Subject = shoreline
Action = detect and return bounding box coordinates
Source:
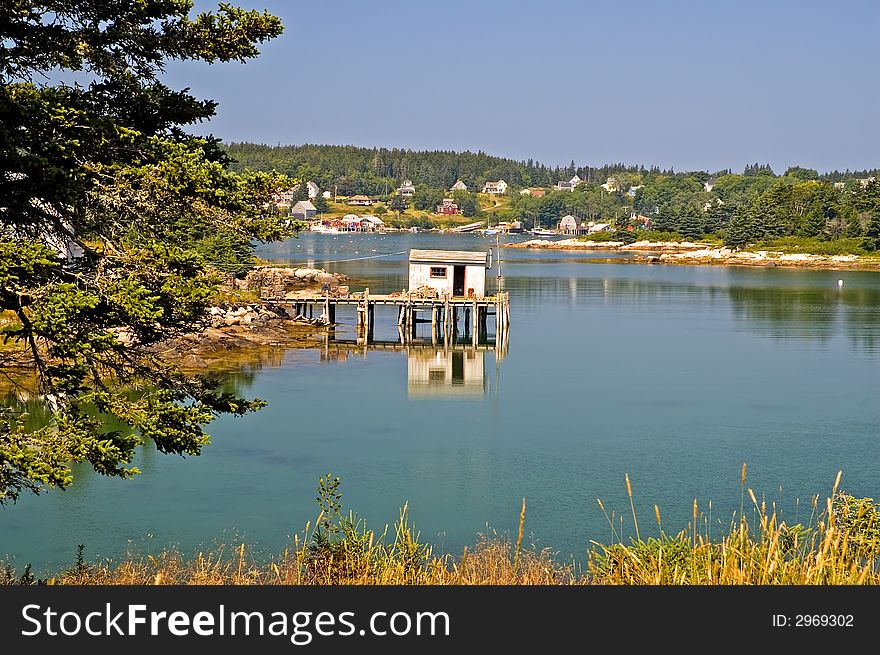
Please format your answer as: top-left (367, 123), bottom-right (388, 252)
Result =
top-left (504, 239), bottom-right (880, 271)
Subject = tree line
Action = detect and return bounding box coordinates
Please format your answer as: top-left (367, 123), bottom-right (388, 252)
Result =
top-left (226, 143), bottom-right (880, 250)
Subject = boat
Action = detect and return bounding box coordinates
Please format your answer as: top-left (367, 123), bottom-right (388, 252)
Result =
top-left (309, 224), bottom-right (341, 234)
top-left (528, 217), bottom-right (557, 237)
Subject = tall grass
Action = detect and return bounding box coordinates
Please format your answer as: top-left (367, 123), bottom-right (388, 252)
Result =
top-left (3, 470), bottom-right (877, 585)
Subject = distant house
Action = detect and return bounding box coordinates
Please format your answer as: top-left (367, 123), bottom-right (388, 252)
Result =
top-left (306, 181), bottom-right (320, 199)
top-left (702, 198), bottom-right (724, 212)
top-left (322, 190), bottom-right (332, 199)
top-left (408, 249), bottom-right (491, 297)
top-left (587, 222), bottom-right (611, 233)
top-left (291, 200), bottom-right (317, 220)
top-left (833, 181), bottom-right (846, 190)
top-left (347, 194), bottom-right (373, 206)
top-left (359, 215), bottom-right (386, 231)
top-left (397, 179), bottom-right (416, 197)
top-left (859, 176), bottom-right (877, 188)
top-left (704, 177), bottom-right (716, 193)
top-left (271, 187), bottom-right (295, 206)
top-left (558, 214), bottom-right (581, 234)
top-left (481, 179), bottom-right (508, 195)
top-left (451, 180), bottom-right (468, 191)
top-left (555, 175), bottom-right (582, 192)
top-left (630, 213), bottom-right (653, 229)
top-left (600, 177), bottom-right (618, 193)
top-left (436, 198), bottom-right (461, 215)
top-left (627, 185), bottom-right (643, 197)
top-left (520, 188), bottom-right (546, 198)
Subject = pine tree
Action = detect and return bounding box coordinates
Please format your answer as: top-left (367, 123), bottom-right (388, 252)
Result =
top-left (0, 2), bottom-right (286, 502)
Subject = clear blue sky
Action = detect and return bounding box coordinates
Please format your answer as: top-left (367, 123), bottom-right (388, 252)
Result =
top-left (165, 0), bottom-right (880, 174)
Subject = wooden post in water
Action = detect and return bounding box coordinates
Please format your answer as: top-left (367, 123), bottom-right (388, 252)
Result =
top-left (363, 287), bottom-right (370, 335)
top-left (472, 299), bottom-right (478, 346)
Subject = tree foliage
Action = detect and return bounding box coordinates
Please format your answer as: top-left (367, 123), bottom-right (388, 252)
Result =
top-left (0, 1), bottom-right (288, 502)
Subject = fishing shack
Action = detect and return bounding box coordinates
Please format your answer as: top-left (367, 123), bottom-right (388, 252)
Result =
top-left (408, 249), bottom-right (491, 297)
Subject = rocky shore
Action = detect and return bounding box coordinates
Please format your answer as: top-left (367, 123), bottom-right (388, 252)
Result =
top-left (646, 248), bottom-right (880, 270)
top-left (504, 239), bottom-right (880, 270)
top-left (506, 238), bottom-right (711, 251)
top-left (155, 265), bottom-right (349, 368)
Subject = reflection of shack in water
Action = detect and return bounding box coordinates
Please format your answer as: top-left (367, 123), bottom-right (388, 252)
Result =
top-left (407, 347), bottom-right (486, 397)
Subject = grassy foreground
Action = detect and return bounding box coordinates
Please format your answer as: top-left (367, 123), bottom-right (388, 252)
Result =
top-left (3, 470), bottom-right (878, 585)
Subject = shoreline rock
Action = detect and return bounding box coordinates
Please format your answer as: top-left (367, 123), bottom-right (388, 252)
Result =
top-left (504, 239), bottom-right (879, 270)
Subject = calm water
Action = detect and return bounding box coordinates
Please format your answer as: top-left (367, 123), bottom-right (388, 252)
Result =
top-left (2, 232), bottom-right (880, 572)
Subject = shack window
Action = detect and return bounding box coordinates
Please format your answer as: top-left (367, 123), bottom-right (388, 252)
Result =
top-left (430, 266), bottom-right (447, 278)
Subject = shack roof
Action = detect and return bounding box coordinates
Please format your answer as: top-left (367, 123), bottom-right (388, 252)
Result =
top-left (409, 249), bottom-right (488, 265)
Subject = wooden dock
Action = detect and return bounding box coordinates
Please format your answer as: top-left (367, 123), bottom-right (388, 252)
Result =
top-left (263, 288), bottom-right (510, 349)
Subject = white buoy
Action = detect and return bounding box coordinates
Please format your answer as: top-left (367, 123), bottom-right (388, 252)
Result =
top-left (838, 279), bottom-right (844, 288)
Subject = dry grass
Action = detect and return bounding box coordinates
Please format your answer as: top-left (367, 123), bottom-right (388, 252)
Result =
top-left (4, 470), bottom-right (878, 586)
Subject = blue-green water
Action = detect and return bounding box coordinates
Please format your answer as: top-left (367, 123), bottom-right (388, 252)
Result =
top-left (2, 233), bottom-right (879, 572)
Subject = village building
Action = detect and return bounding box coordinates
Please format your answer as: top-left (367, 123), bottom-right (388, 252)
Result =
top-left (451, 180), bottom-right (468, 191)
top-left (630, 213), bottom-right (654, 229)
top-left (409, 249), bottom-right (491, 297)
top-left (558, 214), bottom-right (582, 234)
top-left (271, 187), bottom-right (295, 206)
top-left (519, 188), bottom-right (546, 198)
top-left (291, 200), bottom-right (317, 220)
top-left (555, 175), bottom-right (582, 192)
top-left (600, 177), bottom-right (619, 193)
top-left (397, 179), bottom-right (416, 197)
top-left (306, 181), bottom-right (320, 199)
top-left (359, 215), bottom-right (386, 231)
top-left (481, 179), bottom-right (508, 195)
top-left (436, 198), bottom-right (461, 215)
top-left (704, 177), bottom-right (716, 193)
top-left (347, 194), bottom-right (373, 206)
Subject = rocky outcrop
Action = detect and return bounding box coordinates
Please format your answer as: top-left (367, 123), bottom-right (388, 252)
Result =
top-left (653, 249), bottom-right (869, 269)
top-left (231, 266), bottom-right (349, 299)
top-left (505, 239), bottom-right (709, 251)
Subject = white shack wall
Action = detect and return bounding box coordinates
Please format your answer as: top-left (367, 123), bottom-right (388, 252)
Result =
top-left (408, 262), bottom-right (486, 296)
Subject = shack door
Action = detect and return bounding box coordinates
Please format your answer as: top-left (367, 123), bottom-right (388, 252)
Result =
top-left (453, 266), bottom-right (465, 296)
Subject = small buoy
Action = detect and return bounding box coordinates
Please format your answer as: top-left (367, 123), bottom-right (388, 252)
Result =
top-left (838, 279), bottom-right (844, 288)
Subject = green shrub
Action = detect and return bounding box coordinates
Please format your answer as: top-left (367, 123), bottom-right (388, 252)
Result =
top-left (750, 236), bottom-right (867, 256)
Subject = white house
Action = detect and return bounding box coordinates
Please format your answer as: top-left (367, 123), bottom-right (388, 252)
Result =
top-left (397, 179), bottom-right (416, 197)
top-left (704, 177), bottom-right (716, 193)
top-left (347, 194), bottom-right (373, 206)
top-left (408, 249), bottom-right (491, 297)
top-left (451, 180), bottom-right (468, 191)
top-left (481, 179), bottom-right (508, 195)
top-left (359, 215), bottom-right (386, 231)
top-left (600, 177), bottom-right (618, 193)
top-left (555, 175), bottom-right (582, 192)
top-left (558, 214), bottom-right (581, 234)
top-left (291, 200), bottom-right (317, 220)
top-left (322, 190), bottom-right (332, 199)
top-left (306, 181), bottom-right (320, 199)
